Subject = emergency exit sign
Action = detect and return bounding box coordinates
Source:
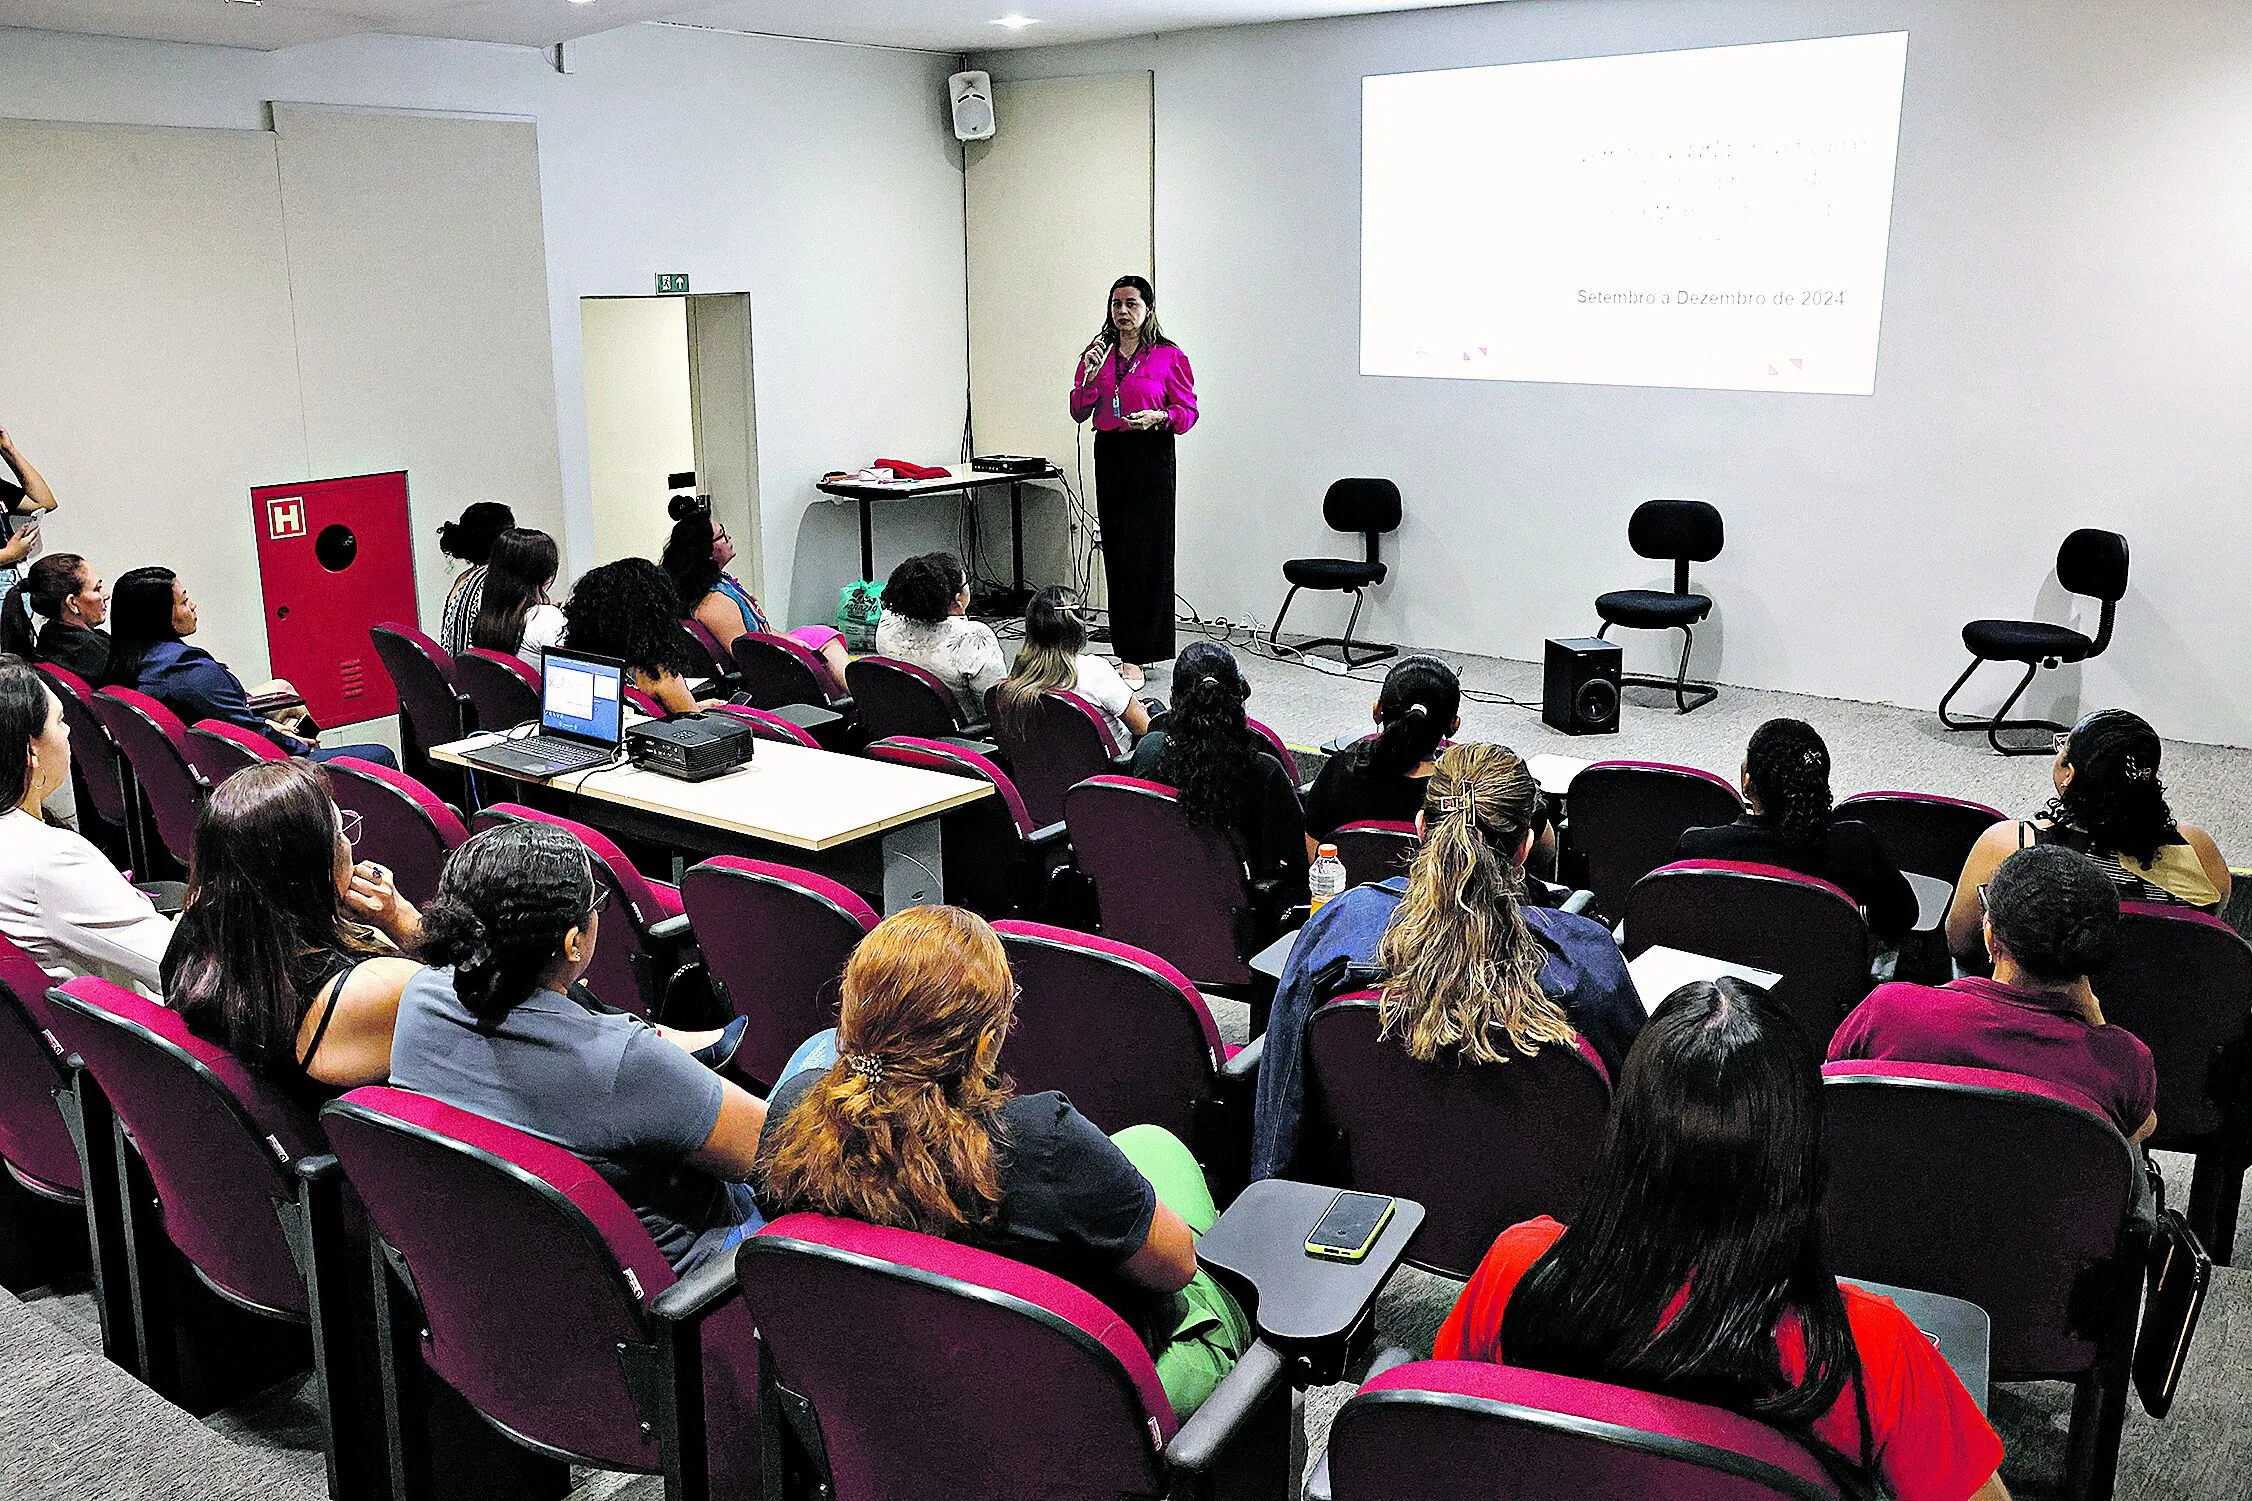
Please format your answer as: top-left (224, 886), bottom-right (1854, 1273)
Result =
top-left (656, 273), bottom-right (690, 294)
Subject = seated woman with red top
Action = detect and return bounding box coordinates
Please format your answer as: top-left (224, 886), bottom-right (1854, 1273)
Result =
top-left (1438, 977), bottom-right (2009, 1501)
top-left (1832, 844), bottom-right (2156, 1142)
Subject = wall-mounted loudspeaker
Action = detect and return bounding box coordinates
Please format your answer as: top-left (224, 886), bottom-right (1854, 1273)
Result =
top-left (949, 71), bottom-right (996, 141)
top-left (1543, 636), bottom-right (1621, 736)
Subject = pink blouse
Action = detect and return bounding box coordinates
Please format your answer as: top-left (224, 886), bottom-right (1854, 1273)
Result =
top-left (1069, 341), bottom-right (1199, 435)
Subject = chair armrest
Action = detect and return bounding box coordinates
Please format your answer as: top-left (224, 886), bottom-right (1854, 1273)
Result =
top-left (1163, 1340), bottom-right (1287, 1477)
top-left (1111, 753), bottom-right (1137, 773)
top-left (1221, 1034), bottom-right (1264, 1081)
top-left (650, 1248), bottom-right (741, 1325)
top-left (958, 719), bottom-right (992, 739)
top-left (938, 735), bottom-right (1000, 758)
top-left (1560, 888), bottom-right (1596, 915)
top-left (647, 913), bottom-right (694, 942)
top-left (294, 1153), bottom-right (341, 1186)
top-left (1028, 820), bottom-right (1070, 850)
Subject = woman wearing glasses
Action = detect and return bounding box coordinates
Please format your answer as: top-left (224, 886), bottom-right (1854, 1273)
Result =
top-left (755, 904), bottom-right (1251, 1417)
top-left (661, 494), bottom-right (852, 690)
top-left (1836, 845), bottom-right (2156, 1142)
top-left (169, 760), bottom-right (424, 1109)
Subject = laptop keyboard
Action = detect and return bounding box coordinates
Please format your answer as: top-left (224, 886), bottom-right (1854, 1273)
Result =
top-left (469, 736), bottom-right (614, 777)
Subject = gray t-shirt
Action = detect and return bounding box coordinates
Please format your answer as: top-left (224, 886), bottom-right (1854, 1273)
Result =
top-left (390, 967), bottom-right (737, 1269)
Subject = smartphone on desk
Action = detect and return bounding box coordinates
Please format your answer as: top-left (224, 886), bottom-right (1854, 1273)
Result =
top-left (1305, 1191), bottom-right (1395, 1263)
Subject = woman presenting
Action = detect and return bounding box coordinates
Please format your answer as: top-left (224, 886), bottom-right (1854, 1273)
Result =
top-left (1070, 275), bottom-right (1197, 680)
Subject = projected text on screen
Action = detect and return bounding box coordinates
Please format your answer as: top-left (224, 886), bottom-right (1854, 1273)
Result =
top-left (1360, 33), bottom-right (1909, 395)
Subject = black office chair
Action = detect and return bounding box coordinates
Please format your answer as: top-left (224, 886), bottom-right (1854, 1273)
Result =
top-left (1938, 528), bottom-right (2128, 756)
top-left (1270, 478), bottom-right (1401, 668)
top-left (1595, 498), bottom-right (1722, 714)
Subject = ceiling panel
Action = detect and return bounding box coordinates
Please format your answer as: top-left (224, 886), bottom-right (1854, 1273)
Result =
top-left (0, 0), bottom-right (1496, 54)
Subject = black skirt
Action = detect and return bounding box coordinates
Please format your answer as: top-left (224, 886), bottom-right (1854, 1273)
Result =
top-left (1093, 428), bottom-right (1176, 665)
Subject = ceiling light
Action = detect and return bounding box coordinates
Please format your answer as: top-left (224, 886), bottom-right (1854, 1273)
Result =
top-left (992, 14), bottom-right (1038, 29)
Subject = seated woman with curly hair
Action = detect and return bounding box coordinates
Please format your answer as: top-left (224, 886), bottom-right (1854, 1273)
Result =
top-left (1945, 708), bottom-right (2229, 963)
top-left (560, 557), bottom-right (720, 715)
top-left (755, 905), bottom-right (1251, 1416)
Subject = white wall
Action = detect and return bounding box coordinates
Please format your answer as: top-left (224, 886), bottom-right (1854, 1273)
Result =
top-left (271, 104), bottom-right (567, 639)
top-left (0, 19), bottom-right (970, 637)
top-left (965, 73), bottom-right (1154, 602)
top-left (582, 295), bottom-right (696, 568)
top-left (980, 0), bottom-right (2252, 746)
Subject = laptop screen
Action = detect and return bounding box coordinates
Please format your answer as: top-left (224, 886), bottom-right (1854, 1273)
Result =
top-left (539, 651), bottom-right (625, 746)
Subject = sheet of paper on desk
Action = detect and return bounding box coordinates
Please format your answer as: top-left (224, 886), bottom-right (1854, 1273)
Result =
top-left (1628, 945), bottom-right (1783, 1012)
top-left (1526, 753), bottom-right (1593, 796)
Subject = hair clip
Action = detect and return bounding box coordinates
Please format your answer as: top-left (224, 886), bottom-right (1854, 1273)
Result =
top-left (2123, 755), bottom-right (2155, 782)
top-left (845, 1053), bottom-right (885, 1085)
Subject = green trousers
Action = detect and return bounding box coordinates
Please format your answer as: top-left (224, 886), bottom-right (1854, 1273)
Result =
top-left (1110, 1124), bottom-right (1255, 1418)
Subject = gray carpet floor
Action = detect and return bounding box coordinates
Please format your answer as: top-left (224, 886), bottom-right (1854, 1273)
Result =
top-left (6, 633), bottom-right (2245, 1499)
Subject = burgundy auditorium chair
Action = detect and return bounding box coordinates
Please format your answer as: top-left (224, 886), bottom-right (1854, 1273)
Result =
top-left (680, 619), bottom-right (738, 688)
top-left (844, 655), bottom-right (971, 741)
top-left (712, 704), bottom-right (822, 749)
top-left (34, 664), bottom-right (140, 867)
top-left (1065, 775), bottom-right (1289, 995)
top-left (1625, 860), bottom-right (1872, 1049)
top-left (92, 686), bottom-right (207, 872)
top-left (455, 648), bottom-right (542, 735)
top-left (44, 977), bottom-right (374, 1487)
top-left (1835, 790), bottom-right (2006, 885)
top-left (1822, 1061), bottom-right (2154, 1501)
top-left (732, 630), bottom-right (851, 713)
top-left (2099, 903), bottom-right (2252, 1264)
top-left (1328, 820), bottom-right (1418, 888)
top-left (323, 1086), bottom-right (760, 1501)
top-left (472, 804), bottom-right (691, 1020)
top-left (736, 1213), bottom-right (1289, 1500)
top-left (184, 717), bottom-right (286, 787)
top-left (0, 935), bottom-right (85, 1292)
top-left (1245, 715), bottom-right (1304, 799)
top-left (324, 757), bottom-right (467, 910)
top-left (865, 737), bottom-right (1066, 919)
top-left (368, 623), bottom-right (471, 804)
top-left (1327, 1360), bottom-right (1844, 1500)
top-left (1564, 759), bottom-right (1743, 920)
top-left (984, 686), bottom-right (1124, 828)
top-left (1303, 990), bottom-right (1611, 1277)
top-left (678, 857), bottom-right (876, 1088)
top-left (994, 920), bottom-right (1256, 1184)
top-left (626, 685), bottom-right (666, 718)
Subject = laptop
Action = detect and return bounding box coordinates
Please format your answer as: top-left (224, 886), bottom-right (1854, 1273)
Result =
top-left (460, 649), bottom-right (626, 779)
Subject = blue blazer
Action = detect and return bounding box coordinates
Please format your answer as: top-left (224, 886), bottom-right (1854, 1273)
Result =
top-left (129, 640), bottom-right (310, 755)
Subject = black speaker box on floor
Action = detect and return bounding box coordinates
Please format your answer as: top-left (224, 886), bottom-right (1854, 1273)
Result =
top-left (1543, 637), bottom-right (1621, 735)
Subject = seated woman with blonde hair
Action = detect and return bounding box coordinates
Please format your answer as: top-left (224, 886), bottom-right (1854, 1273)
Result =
top-left (1251, 742), bottom-right (1644, 1181)
top-left (755, 904), bottom-right (1251, 1416)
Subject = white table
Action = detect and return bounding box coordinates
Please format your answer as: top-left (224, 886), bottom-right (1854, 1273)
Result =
top-left (1627, 945), bottom-right (1783, 1013)
top-left (434, 730), bottom-right (991, 912)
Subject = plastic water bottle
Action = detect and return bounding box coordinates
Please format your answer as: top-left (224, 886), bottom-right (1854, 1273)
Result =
top-left (1310, 843), bottom-right (1347, 913)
